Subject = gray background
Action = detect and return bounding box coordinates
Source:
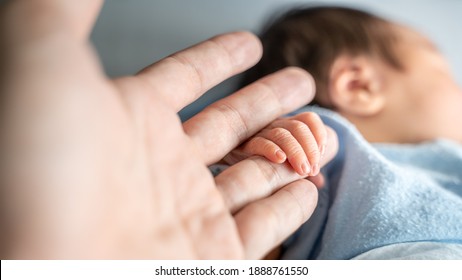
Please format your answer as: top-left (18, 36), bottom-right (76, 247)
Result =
top-left (90, 0), bottom-right (462, 120)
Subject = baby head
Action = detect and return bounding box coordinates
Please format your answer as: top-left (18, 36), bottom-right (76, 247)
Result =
top-left (243, 6), bottom-right (462, 144)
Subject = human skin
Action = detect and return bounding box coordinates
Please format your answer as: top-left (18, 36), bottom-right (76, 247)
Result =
top-left (329, 24), bottom-right (462, 144)
top-left (226, 112), bottom-right (328, 177)
top-left (0, 0), bottom-right (338, 259)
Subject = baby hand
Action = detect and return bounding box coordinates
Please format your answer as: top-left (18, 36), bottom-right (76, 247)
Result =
top-left (225, 112), bottom-right (327, 176)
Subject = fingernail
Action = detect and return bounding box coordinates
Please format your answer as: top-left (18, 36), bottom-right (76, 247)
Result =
top-left (312, 163), bottom-right (319, 175)
top-left (320, 144), bottom-right (326, 158)
top-left (301, 161), bottom-right (311, 175)
top-left (275, 150), bottom-right (286, 161)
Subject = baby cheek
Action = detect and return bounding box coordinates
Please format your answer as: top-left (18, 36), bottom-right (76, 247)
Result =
top-left (424, 85), bottom-right (462, 141)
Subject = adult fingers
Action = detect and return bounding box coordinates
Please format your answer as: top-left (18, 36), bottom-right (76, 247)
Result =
top-left (136, 31), bottom-right (262, 111)
top-left (215, 157), bottom-right (301, 214)
top-left (185, 67), bottom-right (316, 165)
top-left (234, 179), bottom-right (318, 259)
top-left (216, 126), bottom-right (338, 213)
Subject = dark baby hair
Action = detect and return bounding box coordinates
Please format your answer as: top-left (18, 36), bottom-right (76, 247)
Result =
top-left (241, 6), bottom-right (403, 107)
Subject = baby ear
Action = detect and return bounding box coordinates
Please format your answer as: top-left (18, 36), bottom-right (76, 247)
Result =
top-left (328, 55), bottom-right (386, 117)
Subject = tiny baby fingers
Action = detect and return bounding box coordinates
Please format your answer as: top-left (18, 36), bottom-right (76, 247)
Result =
top-left (291, 112), bottom-right (327, 156)
top-left (240, 136), bottom-right (287, 163)
top-left (184, 68), bottom-right (315, 165)
top-left (260, 128), bottom-right (310, 175)
top-left (291, 112), bottom-right (327, 175)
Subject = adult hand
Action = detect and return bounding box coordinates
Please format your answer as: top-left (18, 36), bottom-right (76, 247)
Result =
top-left (0, 0), bottom-right (338, 259)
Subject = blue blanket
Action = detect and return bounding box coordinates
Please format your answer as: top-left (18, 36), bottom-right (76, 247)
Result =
top-left (281, 106), bottom-right (462, 259)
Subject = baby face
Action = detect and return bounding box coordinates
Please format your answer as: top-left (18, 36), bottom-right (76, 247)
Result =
top-left (383, 25), bottom-right (462, 143)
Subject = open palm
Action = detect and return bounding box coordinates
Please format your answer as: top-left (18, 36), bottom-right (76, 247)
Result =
top-left (0, 0), bottom-right (336, 259)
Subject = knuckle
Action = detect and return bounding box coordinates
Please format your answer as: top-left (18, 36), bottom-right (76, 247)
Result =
top-left (244, 137), bottom-right (279, 156)
top-left (261, 141), bottom-right (278, 152)
top-left (246, 136), bottom-right (264, 146)
top-left (278, 120), bottom-right (311, 137)
top-left (307, 149), bottom-right (320, 160)
top-left (306, 143), bottom-right (321, 160)
top-left (284, 144), bottom-right (306, 158)
top-left (168, 54), bottom-right (204, 94)
top-left (268, 127), bottom-right (292, 142)
top-left (254, 157), bottom-right (282, 189)
top-left (211, 102), bottom-right (250, 141)
top-left (297, 112), bottom-right (322, 124)
top-left (242, 136), bottom-right (265, 152)
top-left (287, 150), bottom-right (307, 161)
top-left (289, 120), bottom-right (310, 134)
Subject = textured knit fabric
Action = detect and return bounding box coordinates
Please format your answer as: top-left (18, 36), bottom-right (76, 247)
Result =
top-left (281, 106), bottom-right (462, 259)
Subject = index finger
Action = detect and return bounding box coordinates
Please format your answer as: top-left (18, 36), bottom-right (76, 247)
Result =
top-left (136, 31), bottom-right (262, 111)
top-left (216, 126), bottom-right (338, 213)
top-left (184, 67), bottom-right (316, 165)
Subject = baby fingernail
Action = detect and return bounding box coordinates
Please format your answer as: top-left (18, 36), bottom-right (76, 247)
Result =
top-left (301, 161), bottom-right (311, 174)
top-left (312, 163), bottom-right (319, 175)
top-left (275, 150), bottom-right (286, 161)
top-left (320, 144), bottom-right (326, 158)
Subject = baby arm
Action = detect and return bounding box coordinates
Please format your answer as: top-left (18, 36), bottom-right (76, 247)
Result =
top-left (224, 112), bottom-right (327, 176)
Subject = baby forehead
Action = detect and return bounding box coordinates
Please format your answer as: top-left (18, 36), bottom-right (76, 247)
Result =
top-left (390, 23), bottom-right (438, 51)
